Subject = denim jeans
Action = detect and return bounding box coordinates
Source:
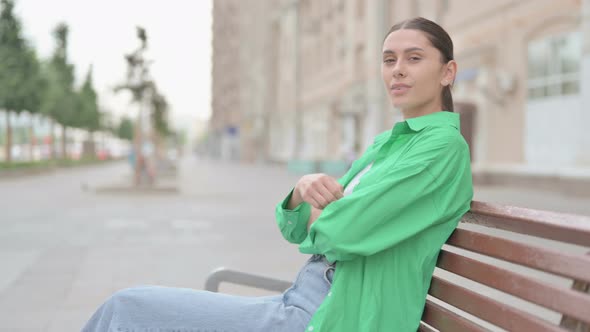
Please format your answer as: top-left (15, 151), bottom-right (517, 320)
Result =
top-left (81, 254), bottom-right (334, 332)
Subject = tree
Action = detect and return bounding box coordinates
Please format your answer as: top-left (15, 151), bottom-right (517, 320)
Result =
top-left (0, 0), bottom-right (42, 162)
top-left (76, 65), bottom-right (100, 157)
top-left (150, 88), bottom-right (170, 137)
top-left (116, 116), bottom-right (134, 141)
top-left (115, 26), bottom-right (159, 186)
top-left (41, 22), bottom-right (76, 159)
top-left (23, 48), bottom-right (45, 160)
top-left (114, 27), bottom-right (150, 107)
top-left (78, 66), bottom-right (100, 132)
top-left (99, 110), bottom-right (115, 134)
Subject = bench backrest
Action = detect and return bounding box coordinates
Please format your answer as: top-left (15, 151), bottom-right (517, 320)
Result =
top-left (420, 201), bottom-right (590, 332)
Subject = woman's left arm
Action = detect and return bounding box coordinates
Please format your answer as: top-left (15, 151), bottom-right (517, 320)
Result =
top-left (299, 134), bottom-right (473, 262)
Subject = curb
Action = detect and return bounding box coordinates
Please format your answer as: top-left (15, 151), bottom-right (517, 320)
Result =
top-left (0, 159), bottom-right (122, 180)
top-left (93, 184), bottom-right (179, 194)
top-left (473, 170), bottom-right (590, 197)
top-left (0, 166), bottom-right (57, 179)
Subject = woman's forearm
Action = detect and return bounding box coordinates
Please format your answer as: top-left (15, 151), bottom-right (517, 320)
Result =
top-left (307, 206), bottom-right (323, 231)
top-left (287, 189), bottom-right (304, 210)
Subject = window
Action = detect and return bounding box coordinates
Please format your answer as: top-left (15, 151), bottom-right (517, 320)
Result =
top-left (527, 32), bottom-right (581, 100)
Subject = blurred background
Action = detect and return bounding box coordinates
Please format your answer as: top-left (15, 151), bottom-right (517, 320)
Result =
top-left (0, 0), bottom-right (589, 331)
top-left (207, 0), bottom-right (590, 192)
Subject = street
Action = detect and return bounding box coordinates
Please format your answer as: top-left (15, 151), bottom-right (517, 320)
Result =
top-left (0, 157), bottom-right (588, 331)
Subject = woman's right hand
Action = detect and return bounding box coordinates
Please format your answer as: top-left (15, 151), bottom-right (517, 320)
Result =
top-left (289, 174), bottom-right (344, 210)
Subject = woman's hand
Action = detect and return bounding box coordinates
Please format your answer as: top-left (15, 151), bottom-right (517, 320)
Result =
top-left (288, 173), bottom-right (344, 210)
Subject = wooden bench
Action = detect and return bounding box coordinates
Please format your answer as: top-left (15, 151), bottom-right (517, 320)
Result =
top-left (205, 201), bottom-right (590, 331)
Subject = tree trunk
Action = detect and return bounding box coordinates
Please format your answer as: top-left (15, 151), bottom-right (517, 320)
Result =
top-left (154, 130), bottom-right (161, 161)
top-left (5, 111), bottom-right (12, 163)
top-left (61, 124), bottom-right (67, 159)
top-left (29, 115), bottom-right (35, 161)
top-left (84, 131), bottom-right (96, 158)
top-left (49, 119), bottom-right (56, 160)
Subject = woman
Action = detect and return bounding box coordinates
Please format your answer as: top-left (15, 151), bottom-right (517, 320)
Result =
top-left (82, 17), bottom-right (473, 332)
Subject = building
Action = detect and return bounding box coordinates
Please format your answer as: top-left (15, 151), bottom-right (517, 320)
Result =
top-left (211, 0), bottom-right (590, 182)
top-left (212, 0), bottom-right (390, 164)
top-left (211, 0), bottom-right (241, 161)
top-left (441, 0), bottom-right (590, 176)
top-left (210, 0), bottom-right (279, 162)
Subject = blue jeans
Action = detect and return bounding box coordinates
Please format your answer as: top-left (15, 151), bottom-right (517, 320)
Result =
top-left (81, 254), bottom-right (335, 332)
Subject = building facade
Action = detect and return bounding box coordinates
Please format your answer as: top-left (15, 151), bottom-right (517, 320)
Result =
top-left (441, 0), bottom-right (590, 174)
top-left (211, 0), bottom-right (241, 161)
top-left (211, 0), bottom-right (590, 175)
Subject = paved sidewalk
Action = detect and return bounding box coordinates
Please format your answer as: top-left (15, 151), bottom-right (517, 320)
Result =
top-left (0, 157), bottom-right (588, 331)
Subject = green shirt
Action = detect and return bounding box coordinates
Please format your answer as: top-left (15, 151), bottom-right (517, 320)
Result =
top-left (275, 111), bottom-right (473, 331)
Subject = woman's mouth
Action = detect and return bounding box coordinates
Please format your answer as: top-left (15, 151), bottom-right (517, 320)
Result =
top-left (391, 84), bottom-right (411, 96)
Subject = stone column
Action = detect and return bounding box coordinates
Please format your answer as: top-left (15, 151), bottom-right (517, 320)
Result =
top-left (577, 0), bottom-right (590, 166)
top-left (364, 0), bottom-right (389, 150)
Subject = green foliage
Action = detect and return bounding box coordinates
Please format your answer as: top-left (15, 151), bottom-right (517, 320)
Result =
top-left (22, 48), bottom-right (46, 113)
top-left (0, 2), bottom-right (114, 163)
top-left (41, 22), bottom-right (77, 127)
top-left (117, 116), bottom-right (134, 141)
top-left (0, 0), bottom-right (44, 113)
top-left (77, 65), bottom-right (100, 131)
top-left (0, 0), bottom-right (45, 161)
top-left (0, 0), bottom-right (25, 111)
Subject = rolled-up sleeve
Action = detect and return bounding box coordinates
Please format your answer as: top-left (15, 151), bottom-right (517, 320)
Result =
top-left (275, 189), bottom-right (312, 244)
top-left (274, 131), bottom-right (390, 245)
top-left (298, 134), bottom-right (471, 262)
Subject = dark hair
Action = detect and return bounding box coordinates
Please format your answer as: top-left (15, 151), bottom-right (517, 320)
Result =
top-left (384, 17), bottom-right (455, 112)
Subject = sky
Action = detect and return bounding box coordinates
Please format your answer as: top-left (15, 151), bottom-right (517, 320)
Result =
top-left (14, 0), bottom-right (213, 137)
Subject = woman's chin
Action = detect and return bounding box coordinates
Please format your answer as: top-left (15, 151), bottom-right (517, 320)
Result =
top-left (390, 99), bottom-right (407, 109)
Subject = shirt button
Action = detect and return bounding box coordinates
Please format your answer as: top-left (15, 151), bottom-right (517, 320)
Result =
top-left (308, 326), bottom-right (314, 331)
top-left (328, 292), bottom-right (332, 297)
top-left (287, 220), bottom-right (293, 225)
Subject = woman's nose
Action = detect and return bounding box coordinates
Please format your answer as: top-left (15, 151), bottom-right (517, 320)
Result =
top-left (393, 62), bottom-right (406, 78)
top-left (393, 70), bottom-right (406, 79)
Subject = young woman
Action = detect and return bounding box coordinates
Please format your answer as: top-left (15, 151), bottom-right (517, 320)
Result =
top-left (82, 17), bottom-right (473, 332)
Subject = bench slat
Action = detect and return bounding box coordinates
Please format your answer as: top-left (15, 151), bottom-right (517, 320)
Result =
top-left (422, 299), bottom-right (488, 332)
top-left (464, 201), bottom-right (590, 246)
top-left (448, 228), bottom-right (590, 283)
top-left (560, 252), bottom-right (590, 331)
top-left (438, 250), bottom-right (590, 324)
top-left (418, 322), bottom-right (438, 332)
top-left (429, 276), bottom-right (568, 332)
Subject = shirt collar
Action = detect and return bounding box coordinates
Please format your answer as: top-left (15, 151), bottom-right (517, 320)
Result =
top-left (391, 111), bottom-right (460, 135)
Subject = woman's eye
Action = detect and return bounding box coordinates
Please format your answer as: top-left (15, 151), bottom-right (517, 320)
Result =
top-left (409, 56), bottom-right (421, 61)
top-left (383, 58), bottom-right (396, 64)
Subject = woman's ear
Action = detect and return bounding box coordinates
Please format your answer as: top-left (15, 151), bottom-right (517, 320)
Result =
top-left (441, 60), bottom-right (457, 87)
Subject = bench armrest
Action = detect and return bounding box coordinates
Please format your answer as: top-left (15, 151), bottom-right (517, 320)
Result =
top-left (204, 267), bottom-right (292, 293)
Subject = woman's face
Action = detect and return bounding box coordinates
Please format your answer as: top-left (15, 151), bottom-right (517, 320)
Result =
top-left (381, 29), bottom-right (453, 113)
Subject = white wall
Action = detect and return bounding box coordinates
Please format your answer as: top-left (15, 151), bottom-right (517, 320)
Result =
top-left (525, 95), bottom-right (582, 167)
